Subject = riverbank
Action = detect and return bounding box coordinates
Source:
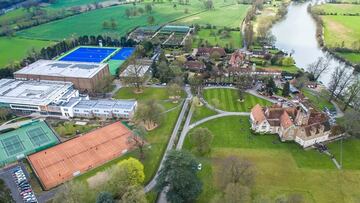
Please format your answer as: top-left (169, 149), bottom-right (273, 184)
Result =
top-left (308, 3), bottom-right (360, 69)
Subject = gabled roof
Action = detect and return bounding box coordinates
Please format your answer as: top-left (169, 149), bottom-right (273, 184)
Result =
top-left (251, 104), bottom-right (266, 123)
top-left (280, 111), bottom-right (293, 129)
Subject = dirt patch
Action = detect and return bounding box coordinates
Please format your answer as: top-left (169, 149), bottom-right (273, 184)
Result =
top-left (87, 171), bottom-right (110, 189)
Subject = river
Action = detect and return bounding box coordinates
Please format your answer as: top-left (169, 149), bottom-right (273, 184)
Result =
top-left (271, 1), bottom-right (350, 86)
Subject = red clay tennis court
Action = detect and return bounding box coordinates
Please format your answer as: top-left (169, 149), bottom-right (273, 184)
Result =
top-left (28, 122), bottom-right (134, 190)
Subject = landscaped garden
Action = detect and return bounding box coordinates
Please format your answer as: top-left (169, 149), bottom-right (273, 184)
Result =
top-left (203, 88), bottom-right (272, 112)
top-left (191, 105), bottom-right (217, 124)
top-left (183, 116), bottom-right (360, 202)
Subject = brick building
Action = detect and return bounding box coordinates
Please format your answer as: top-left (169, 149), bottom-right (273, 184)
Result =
top-left (14, 60), bottom-right (110, 93)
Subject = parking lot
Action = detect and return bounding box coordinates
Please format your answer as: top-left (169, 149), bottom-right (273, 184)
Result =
top-left (0, 163), bottom-right (38, 203)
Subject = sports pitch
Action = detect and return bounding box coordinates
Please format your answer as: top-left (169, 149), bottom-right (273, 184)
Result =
top-left (0, 120), bottom-right (59, 166)
top-left (111, 47), bottom-right (135, 60)
top-left (59, 46), bottom-right (118, 63)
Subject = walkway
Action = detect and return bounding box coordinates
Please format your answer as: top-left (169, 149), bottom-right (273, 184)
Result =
top-left (144, 86), bottom-right (192, 193)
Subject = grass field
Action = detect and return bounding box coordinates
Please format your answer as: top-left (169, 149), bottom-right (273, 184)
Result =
top-left (183, 116), bottom-right (360, 202)
top-left (192, 28), bottom-right (243, 48)
top-left (113, 87), bottom-right (184, 101)
top-left (302, 88), bottom-right (335, 111)
top-left (0, 37), bottom-right (52, 68)
top-left (47, 0), bottom-right (106, 9)
top-left (191, 105), bottom-right (217, 124)
top-left (322, 15), bottom-right (360, 49)
top-left (17, 2), bottom-right (209, 41)
top-left (313, 3), bottom-right (360, 15)
top-left (335, 51), bottom-right (360, 64)
top-left (203, 88), bottom-right (272, 112)
top-left (177, 4), bottom-right (250, 28)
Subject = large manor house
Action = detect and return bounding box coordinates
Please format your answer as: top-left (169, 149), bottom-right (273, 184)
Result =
top-left (250, 103), bottom-right (333, 148)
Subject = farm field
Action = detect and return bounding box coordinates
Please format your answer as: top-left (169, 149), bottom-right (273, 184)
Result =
top-left (313, 3), bottom-right (360, 15)
top-left (17, 2), bottom-right (210, 41)
top-left (203, 88), bottom-right (272, 112)
top-left (322, 15), bottom-right (360, 49)
top-left (192, 28), bottom-right (243, 48)
top-left (183, 116), bottom-right (360, 202)
top-left (0, 37), bottom-right (52, 68)
top-left (177, 4), bottom-right (250, 28)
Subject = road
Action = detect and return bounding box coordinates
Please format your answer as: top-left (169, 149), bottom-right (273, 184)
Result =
top-left (144, 86), bottom-right (192, 193)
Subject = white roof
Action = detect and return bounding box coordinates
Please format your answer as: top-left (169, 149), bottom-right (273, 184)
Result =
top-left (14, 60), bottom-right (108, 79)
top-left (120, 65), bottom-right (150, 77)
top-left (0, 79), bottom-right (74, 106)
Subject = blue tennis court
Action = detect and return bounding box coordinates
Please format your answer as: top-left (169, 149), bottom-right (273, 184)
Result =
top-left (111, 47), bottom-right (135, 60)
top-left (59, 47), bottom-right (117, 63)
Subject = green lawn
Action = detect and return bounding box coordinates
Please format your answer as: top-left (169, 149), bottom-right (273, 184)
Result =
top-left (177, 4), bottom-right (250, 28)
top-left (313, 3), bottom-right (360, 15)
top-left (192, 28), bottom-right (243, 48)
top-left (191, 105), bottom-right (217, 124)
top-left (183, 116), bottom-right (360, 202)
top-left (0, 37), bottom-right (52, 68)
top-left (0, 8), bottom-right (28, 26)
top-left (53, 121), bottom-right (99, 138)
top-left (75, 87), bottom-right (184, 191)
top-left (335, 52), bottom-right (360, 64)
top-left (328, 137), bottom-right (360, 170)
top-left (17, 2), bottom-right (208, 41)
top-left (257, 65), bottom-right (300, 74)
top-left (302, 88), bottom-right (335, 111)
top-left (203, 88), bottom-right (272, 112)
top-left (113, 87), bottom-right (184, 101)
top-left (322, 15), bottom-right (360, 49)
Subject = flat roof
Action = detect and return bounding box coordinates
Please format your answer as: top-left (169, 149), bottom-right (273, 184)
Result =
top-left (73, 99), bottom-right (136, 110)
top-left (0, 79), bottom-right (74, 106)
top-left (0, 120), bottom-right (59, 166)
top-left (120, 65), bottom-right (150, 77)
top-left (28, 122), bottom-right (134, 190)
top-left (14, 60), bottom-right (108, 79)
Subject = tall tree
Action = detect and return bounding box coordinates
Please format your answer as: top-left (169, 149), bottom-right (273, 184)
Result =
top-left (96, 192), bottom-right (114, 203)
top-left (244, 23), bottom-right (254, 49)
top-left (130, 125), bottom-right (147, 159)
top-left (265, 77), bottom-right (277, 96)
top-left (282, 81), bottom-right (290, 97)
top-left (147, 15), bottom-right (155, 25)
top-left (235, 75), bottom-right (252, 101)
top-left (341, 111), bottom-right (360, 138)
top-left (343, 77), bottom-right (360, 111)
top-left (307, 56), bottom-right (331, 81)
top-left (119, 186), bottom-right (147, 203)
top-left (189, 127), bottom-right (214, 155)
top-left (223, 183), bottom-right (251, 203)
top-left (134, 100), bottom-right (165, 130)
top-left (328, 66), bottom-right (351, 101)
top-left (216, 156), bottom-right (255, 190)
top-left (156, 150), bottom-right (202, 203)
top-left (167, 83), bottom-right (182, 102)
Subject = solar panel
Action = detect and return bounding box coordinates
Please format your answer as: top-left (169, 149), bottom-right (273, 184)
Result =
top-left (1, 135), bottom-right (25, 156)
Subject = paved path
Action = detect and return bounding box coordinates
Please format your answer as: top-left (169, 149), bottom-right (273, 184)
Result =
top-left (331, 100), bottom-right (344, 118)
top-left (144, 87), bottom-right (192, 193)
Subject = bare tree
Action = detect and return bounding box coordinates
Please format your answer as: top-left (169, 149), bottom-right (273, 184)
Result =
top-left (216, 156), bottom-right (255, 190)
top-left (130, 125), bottom-right (147, 159)
top-left (335, 73), bottom-right (353, 99)
top-left (307, 56), bottom-right (331, 81)
top-left (121, 46), bottom-right (147, 93)
top-left (343, 77), bottom-right (360, 111)
top-left (224, 183), bottom-right (251, 203)
top-left (328, 66), bottom-right (351, 102)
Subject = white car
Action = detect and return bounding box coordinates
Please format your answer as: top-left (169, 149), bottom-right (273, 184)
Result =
top-left (197, 163), bottom-right (202, 171)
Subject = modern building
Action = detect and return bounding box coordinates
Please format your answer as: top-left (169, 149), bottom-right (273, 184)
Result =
top-left (60, 98), bottom-right (137, 119)
top-left (14, 60), bottom-right (110, 93)
top-left (250, 103), bottom-right (332, 148)
top-left (0, 79), bottom-right (78, 114)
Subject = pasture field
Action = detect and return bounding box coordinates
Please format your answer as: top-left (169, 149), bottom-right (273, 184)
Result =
top-left (203, 88), bottom-right (272, 112)
top-left (313, 3), bottom-right (360, 15)
top-left (0, 8), bottom-right (28, 26)
top-left (192, 28), bottom-right (243, 48)
top-left (0, 37), bottom-right (52, 68)
top-left (183, 116), bottom-right (360, 202)
top-left (177, 4), bottom-right (250, 28)
top-left (322, 15), bottom-right (360, 49)
top-left (17, 2), bottom-right (210, 41)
